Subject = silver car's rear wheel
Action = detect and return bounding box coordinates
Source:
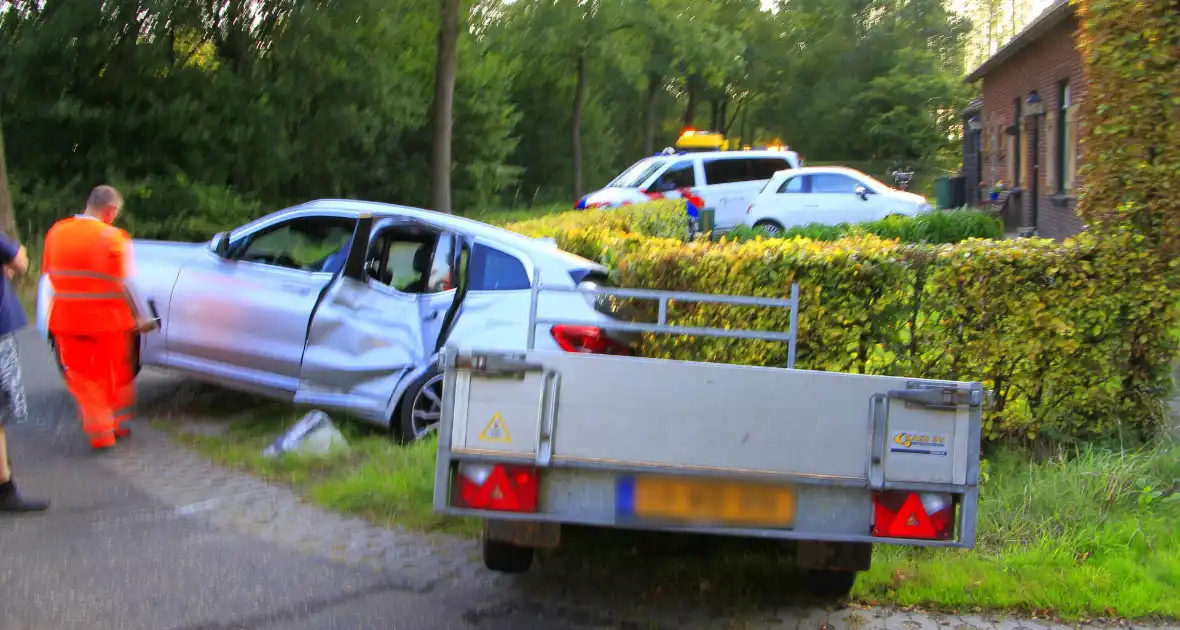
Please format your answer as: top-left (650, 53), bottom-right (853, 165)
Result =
top-left (397, 370), bottom-right (443, 443)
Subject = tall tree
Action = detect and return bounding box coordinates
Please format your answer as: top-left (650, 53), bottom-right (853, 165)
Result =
top-left (431, 0), bottom-right (462, 213)
top-left (0, 0), bottom-right (980, 223)
top-left (0, 106), bottom-right (14, 239)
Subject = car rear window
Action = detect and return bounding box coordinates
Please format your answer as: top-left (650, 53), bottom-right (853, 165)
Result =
top-left (749, 157), bottom-right (794, 180)
top-left (470, 244), bottom-right (530, 291)
top-left (703, 157), bottom-right (794, 186)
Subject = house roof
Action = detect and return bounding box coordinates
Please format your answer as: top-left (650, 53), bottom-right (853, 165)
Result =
top-left (961, 97), bottom-right (984, 115)
top-left (965, 0), bottom-right (1076, 83)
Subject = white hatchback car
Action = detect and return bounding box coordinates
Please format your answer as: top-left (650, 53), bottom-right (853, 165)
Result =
top-left (744, 166), bottom-right (932, 235)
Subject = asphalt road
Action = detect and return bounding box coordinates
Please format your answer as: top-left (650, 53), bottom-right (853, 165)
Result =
top-left (0, 329), bottom-right (1156, 630)
top-left (0, 330), bottom-right (619, 630)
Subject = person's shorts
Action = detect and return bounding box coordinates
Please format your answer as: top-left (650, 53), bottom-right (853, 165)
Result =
top-left (0, 332), bottom-right (28, 427)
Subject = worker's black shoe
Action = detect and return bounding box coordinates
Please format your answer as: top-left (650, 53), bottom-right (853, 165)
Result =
top-left (0, 481), bottom-right (50, 513)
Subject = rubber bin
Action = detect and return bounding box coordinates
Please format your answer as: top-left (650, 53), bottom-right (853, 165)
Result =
top-left (934, 176), bottom-right (953, 210)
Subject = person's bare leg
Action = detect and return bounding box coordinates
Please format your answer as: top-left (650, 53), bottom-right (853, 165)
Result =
top-left (0, 427), bottom-right (49, 512)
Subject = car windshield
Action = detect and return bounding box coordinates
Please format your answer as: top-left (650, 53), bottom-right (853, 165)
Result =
top-left (607, 158), bottom-right (665, 188)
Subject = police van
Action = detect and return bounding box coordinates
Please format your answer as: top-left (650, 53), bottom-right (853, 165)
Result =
top-left (576, 130), bottom-right (802, 232)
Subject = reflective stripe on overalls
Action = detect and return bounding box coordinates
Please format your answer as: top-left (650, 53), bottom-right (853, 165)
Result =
top-left (47, 269), bottom-right (128, 301)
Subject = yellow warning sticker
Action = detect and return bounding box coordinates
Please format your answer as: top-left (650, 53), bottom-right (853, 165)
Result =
top-left (478, 412), bottom-right (513, 443)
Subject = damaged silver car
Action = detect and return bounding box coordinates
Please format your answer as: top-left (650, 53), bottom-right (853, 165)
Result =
top-left (36, 200), bottom-right (632, 442)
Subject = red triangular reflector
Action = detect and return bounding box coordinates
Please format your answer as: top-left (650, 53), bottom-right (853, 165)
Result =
top-left (887, 493), bottom-right (936, 539)
top-left (472, 466), bottom-right (518, 510)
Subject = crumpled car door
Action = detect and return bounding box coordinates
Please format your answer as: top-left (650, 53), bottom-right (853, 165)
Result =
top-left (295, 214), bottom-right (420, 420)
top-left (294, 216), bottom-right (471, 423)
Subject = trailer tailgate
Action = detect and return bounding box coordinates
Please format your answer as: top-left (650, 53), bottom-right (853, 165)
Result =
top-left (445, 349), bottom-right (982, 488)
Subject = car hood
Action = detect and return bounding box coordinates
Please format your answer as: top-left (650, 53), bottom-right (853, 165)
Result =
top-left (885, 190), bottom-right (928, 205)
top-left (579, 188), bottom-right (650, 208)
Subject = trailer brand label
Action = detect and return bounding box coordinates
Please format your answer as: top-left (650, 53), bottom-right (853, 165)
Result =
top-left (479, 412), bottom-right (513, 443)
top-left (890, 431), bottom-right (948, 456)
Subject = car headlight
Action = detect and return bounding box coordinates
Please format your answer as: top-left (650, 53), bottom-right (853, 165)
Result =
top-left (917, 203), bottom-right (932, 213)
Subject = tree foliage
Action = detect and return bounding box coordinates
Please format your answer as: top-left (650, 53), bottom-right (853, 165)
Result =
top-left (1074, 0), bottom-right (1180, 254)
top-left (1, 0), bottom-right (973, 233)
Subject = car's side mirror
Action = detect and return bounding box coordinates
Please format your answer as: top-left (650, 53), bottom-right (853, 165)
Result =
top-left (855, 186), bottom-right (869, 201)
top-left (210, 232), bottom-right (230, 258)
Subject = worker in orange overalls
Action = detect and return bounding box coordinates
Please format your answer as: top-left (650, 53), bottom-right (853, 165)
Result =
top-left (42, 185), bottom-right (158, 450)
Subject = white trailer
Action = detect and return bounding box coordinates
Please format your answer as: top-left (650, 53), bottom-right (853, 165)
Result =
top-left (432, 281), bottom-right (983, 596)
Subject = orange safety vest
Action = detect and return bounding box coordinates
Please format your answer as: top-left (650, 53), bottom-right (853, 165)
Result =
top-left (42, 216), bottom-right (137, 335)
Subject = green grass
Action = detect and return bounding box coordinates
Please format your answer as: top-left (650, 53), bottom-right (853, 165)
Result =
top-left (155, 386), bottom-right (1180, 621)
top-left (150, 388), bottom-right (479, 537)
top-left (857, 443), bottom-right (1180, 620)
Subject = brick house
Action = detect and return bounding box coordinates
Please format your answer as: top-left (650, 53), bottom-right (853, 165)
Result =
top-left (963, 0), bottom-right (1086, 239)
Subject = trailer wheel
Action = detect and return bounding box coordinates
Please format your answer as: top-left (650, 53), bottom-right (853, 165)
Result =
top-left (804, 569), bottom-right (858, 598)
top-left (482, 537), bottom-right (534, 574)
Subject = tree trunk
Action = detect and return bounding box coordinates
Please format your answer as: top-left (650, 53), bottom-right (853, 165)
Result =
top-left (430, 0), bottom-right (462, 214)
top-left (0, 106), bottom-right (17, 240)
top-left (571, 51), bottom-right (587, 200)
top-left (723, 98), bottom-right (744, 135)
top-left (739, 105), bottom-right (748, 147)
top-left (643, 72), bottom-right (661, 156)
top-left (718, 99), bottom-right (729, 134)
top-left (682, 74), bottom-right (700, 129)
top-left (710, 99), bottom-right (721, 131)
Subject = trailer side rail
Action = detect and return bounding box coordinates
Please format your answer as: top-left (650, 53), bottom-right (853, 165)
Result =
top-left (525, 269), bottom-right (800, 368)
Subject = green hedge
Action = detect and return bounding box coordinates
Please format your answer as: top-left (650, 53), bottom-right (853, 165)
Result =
top-left (507, 202), bottom-right (1179, 443)
top-left (729, 210), bottom-right (1004, 244)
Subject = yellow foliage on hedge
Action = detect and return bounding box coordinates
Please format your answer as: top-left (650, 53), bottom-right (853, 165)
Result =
top-left (506, 202), bottom-right (1180, 442)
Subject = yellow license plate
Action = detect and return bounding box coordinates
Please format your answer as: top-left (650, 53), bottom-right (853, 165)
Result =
top-left (622, 476), bottom-right (796, 527)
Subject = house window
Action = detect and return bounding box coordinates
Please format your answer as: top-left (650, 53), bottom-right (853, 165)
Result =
top-left (1057, 80), bottom-right (1079, 192)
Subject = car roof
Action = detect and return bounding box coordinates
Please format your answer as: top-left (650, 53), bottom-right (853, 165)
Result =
top-left (770, 165), bottom-right (866, 178)
top-left (298, 199), bottom-right (604, 271)
top-left (649, 150), bottom-right (799, 161)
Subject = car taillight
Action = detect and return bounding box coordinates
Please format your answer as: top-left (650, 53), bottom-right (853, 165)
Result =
top-left (871, 491), bottom-right (955, 541)
top-left (453, 463), bottom-right (539, 513)
top-left (551, 324), bottom-right (631, 355)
